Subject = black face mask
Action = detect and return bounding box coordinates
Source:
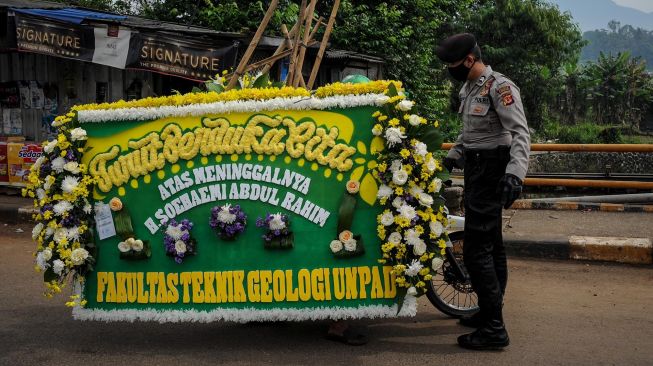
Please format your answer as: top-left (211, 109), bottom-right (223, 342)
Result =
top-left (448, 59), bottom-right (475, 82)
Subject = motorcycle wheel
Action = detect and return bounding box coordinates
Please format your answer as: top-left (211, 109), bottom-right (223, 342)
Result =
top-left (426, 231), bottom-right (480, 318)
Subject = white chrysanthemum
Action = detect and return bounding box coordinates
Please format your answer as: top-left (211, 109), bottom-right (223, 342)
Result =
top-left (430, 220), bottom-right (444, 237)
top-left (329, 240), bottom-right (343, 253)
top-left (408, 114), bottom-right (421, 126)
top-left (405, 259), bottom-right (424, 277)
top-left (32, 223), bottom-right (44, 240)
top-left (51, 157), bottom-right (66, 173)
top-left (83, 203), bottom-right (92, 214)
top-left (377, 184), bottom-right (393, 199)
top-left (35, 251), bottom-right (49, 270)
top-left (344, 238), bottom-right (357, 252)
top-left (375, 95), bottom-right (390, 105)
top-left (42, 247), bottom-right (53, 261)
top-left (67, 227), bottom-right (80, 242)
top-left (413, 240), bottom-right (427, 256)
top-left (392, 169), bottom-right (408, 185)
top-left (61, 176), bottom-right (79, 194)
top-left (388, 232), bottom-right (402, 245)
top-left (269, 213), bottom-right (286, 231)
top-left (397, 99), bottom-right (415, 111)
top-left (217, 204), bottom-right (237, 224)
top-left (174, 240), bottom-right (187, 254)
top-left (389, 159), bottom-right (403, 172)
top-left (53, 200), bottom-right (73, 216)
top-left (380, 211), bottom-right (395, 226)
top-left (52, 259), bottom-right (65, 275)
top-left (384, 127), bottom-right (406, 147)
top-left (118, 241), bottom-right (131, 253)
top-left (432, 257), bottom-right (444, 271)
top-left (426, 157), bottom-right (437, 173)
top-left (404, 229), bottom-right (421, 246)
top-left (53, 228), bottom-right (67, 244)
top-left (64, 161), bottom-right (80, 174)
top-left (418, 193), bottom-right (434, 207)
top-left (70, 127), bottom-right (88, 141)
top-left (70, 248), bottom-right (89, 266)
top-left (414, 142), bottom-right (428, 157)
top-left (392, 197), bottom-right (404, 209)
top-left (165, 225), bottom-right (184, 240)
top-left (36, 188), bottom-right (46, 201)
top-left (132, 239), bottom-right (144, 252)
top-left (43, 140), bottom-right (57, 154)
top-left (33, 156), bottom-right (45, 171)
top-left (432, 178), bottom-right (443, 193)
top-left (407, 286), bottom-right (418, 296)
top-left (44, 227), bottom-right (54, 239)
top-left (398, 203), bottom-right (417, 221)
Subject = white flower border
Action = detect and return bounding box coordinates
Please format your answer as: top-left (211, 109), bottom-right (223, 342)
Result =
top-left (72, 297), bottom-right (417, 323)
top-left (77, 94), bottom-right (386, 123)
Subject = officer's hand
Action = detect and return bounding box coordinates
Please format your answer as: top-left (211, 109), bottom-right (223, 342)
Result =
top-left (497, 173), bottom-right (522, 209)
top-left (443, 157), bottom-right (457, 173)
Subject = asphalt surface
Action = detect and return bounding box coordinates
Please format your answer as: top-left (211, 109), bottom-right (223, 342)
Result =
top-left (1, 222), bottom-right (652, 366)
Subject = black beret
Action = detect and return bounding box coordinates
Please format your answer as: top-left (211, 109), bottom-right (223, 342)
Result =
top-left (435, 33), bottom-right (477, 63)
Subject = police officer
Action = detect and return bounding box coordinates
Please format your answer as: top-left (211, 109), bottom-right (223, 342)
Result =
top-left (435, 33), bottom-right (530, 350)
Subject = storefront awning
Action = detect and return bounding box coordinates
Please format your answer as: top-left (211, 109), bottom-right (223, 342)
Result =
top-left (12, 8), bottom-right (126, 24)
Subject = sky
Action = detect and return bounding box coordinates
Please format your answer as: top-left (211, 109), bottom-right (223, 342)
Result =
top-left (613, 0), bottom-right (653, 13)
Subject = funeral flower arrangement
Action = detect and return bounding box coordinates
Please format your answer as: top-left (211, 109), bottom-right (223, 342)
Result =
top-left (163, 218), bottom-right (196, 263)
top-left (22, 111), bottom-right (97, 303)
top-left (256, 212), bottom-right (293, 249)
top-left (370, 82), bottom-right (449, 301)
top-left (209, 203), bottom-right (247, 240)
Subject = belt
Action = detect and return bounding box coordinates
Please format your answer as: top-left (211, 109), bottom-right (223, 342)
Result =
top-left (463, 146), bottom-right (510, 161)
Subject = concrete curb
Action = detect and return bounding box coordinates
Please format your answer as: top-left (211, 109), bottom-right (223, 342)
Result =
top-left (505, 236), bottom-right (652, 265)
top-left (511, 200), bottom-right (653, 213)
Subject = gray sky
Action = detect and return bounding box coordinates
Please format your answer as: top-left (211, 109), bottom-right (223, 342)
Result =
top-left (613, 0), bottom-right (653, 13)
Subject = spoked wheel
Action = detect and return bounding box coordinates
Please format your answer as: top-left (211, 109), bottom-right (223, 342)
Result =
top-left (426, 231), bottom-right (480, 318)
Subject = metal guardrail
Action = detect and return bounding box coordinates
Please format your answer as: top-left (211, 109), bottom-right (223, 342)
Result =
top-left (440, 143), bottom-right (653, 189)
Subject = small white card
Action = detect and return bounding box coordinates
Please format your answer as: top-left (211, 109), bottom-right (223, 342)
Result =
top-left (95, 203), bottom-right (117, 240)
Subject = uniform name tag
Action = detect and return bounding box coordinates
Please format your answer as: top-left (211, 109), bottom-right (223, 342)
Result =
top-left (470, 103), bottom-right (490, 116)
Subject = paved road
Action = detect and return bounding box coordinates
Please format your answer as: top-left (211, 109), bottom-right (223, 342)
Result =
top-left (1, 223), bottom-right (652, 366)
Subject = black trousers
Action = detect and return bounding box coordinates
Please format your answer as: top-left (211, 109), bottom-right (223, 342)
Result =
top-left (462, 147), bottom-right (509, 327)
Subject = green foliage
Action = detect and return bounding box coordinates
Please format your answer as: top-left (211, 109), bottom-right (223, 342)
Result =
top-left (538, 120), bottom-right (624, 144)
top-left (453, 0), bottom-right (585, 129)
top-left (329, 0), bottom-right (471, 122)
top-left (582, 22), bottom-right (653, 71)
top-left (551, 51), bottom-right (653, 130)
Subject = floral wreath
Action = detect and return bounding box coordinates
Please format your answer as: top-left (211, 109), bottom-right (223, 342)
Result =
top-left (23, 110), bottom-right (97, 306)
top-left (24, 75), bottom-right (449, 308)
top-left (367, 82), bottom-right (449, 304)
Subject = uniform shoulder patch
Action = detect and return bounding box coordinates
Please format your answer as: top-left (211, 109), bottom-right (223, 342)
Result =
top-left (501, 93), bottom-right (514, 106)
top-left (496, 85), bottom-right (511, 95)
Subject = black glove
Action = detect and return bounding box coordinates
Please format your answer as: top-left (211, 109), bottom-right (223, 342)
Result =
top-left (497, 173), bottom-right (522, 209)
top-left (442, 157), bottom-right (457, 173)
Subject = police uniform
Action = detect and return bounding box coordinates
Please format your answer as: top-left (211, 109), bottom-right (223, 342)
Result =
top-left (436, 33), bottom-right (530, 349)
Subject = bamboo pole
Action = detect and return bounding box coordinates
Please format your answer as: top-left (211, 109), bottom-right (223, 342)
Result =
top-left (226, 0), bottom-right (279, 90)
top-left (307, 0), bottom-right (340, 89)
top-left (261, 6), bottom-right (313, 75)
top-left (292, 0), bottom-right (318, 87)
top-left (287, 0), bottom-right (307, 86)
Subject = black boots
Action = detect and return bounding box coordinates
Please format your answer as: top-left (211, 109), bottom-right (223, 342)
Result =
top-left (457, 320), bottom-right (510, 350)
top-left (459, 311), bottom-right (483, 328)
